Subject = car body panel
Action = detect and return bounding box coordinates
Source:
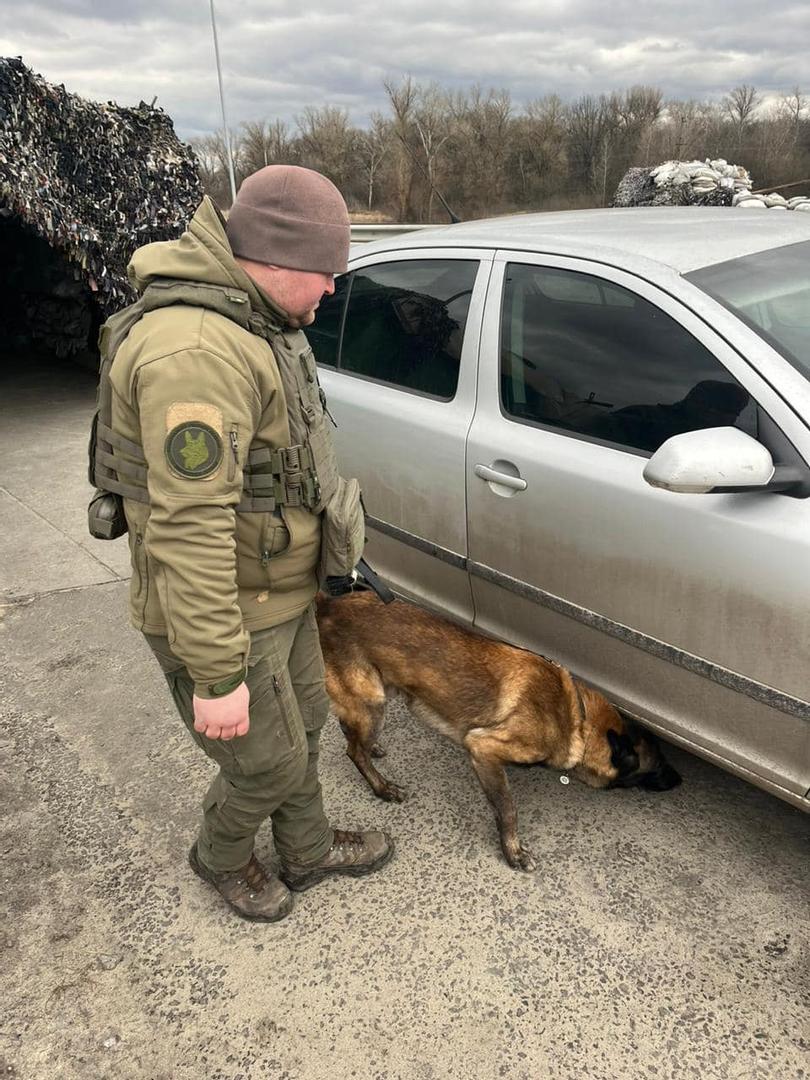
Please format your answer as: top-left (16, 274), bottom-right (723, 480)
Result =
top-left (314, 210), bottom-right (810, 809)
top-left (318, 247), bottom-right (493, 624)
top-left (350, 206), bottom-right (810, 273)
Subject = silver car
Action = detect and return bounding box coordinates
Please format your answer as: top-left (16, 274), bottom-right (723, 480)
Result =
top-left (309, 207), bottom-right (810, 811)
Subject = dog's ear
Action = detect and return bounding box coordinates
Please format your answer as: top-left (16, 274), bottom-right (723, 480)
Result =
top-left (607, 728), bottom-right (640, 776)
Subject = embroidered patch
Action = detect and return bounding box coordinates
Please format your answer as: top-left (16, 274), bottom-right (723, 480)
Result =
top-left (165, 422), bottom-right (223, 479)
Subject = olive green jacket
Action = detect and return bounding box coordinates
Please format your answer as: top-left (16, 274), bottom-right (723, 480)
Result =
top-left (108, 197), bottom-right (328, 696)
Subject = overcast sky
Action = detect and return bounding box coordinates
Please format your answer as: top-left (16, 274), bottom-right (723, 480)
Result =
top-left (2, 1), bottom-right (808, 140)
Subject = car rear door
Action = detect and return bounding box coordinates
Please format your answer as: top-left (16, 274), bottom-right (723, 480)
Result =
top-left (311, 247), bottom-right (492, 623)
top-left (466, 251), bottom-right (810, 804)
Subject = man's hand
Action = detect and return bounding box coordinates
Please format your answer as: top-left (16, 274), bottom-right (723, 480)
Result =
top-left (193, 682), bottom-right (250, 740)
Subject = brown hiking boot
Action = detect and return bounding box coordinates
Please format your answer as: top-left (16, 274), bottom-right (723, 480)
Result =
top-left (279, 829), bottom-right (394, 892)
top-left (188, 843), bottom-right (293, 922)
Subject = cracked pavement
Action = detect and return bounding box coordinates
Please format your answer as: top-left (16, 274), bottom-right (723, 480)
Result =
top-left (0, 357), bottom-right (807, 1080)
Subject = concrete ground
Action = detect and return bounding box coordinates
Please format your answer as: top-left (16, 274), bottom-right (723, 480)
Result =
top-left (0, 356), bottom-right (808, 1080)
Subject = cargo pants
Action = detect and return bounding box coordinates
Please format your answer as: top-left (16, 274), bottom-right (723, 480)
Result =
top-left (144, 602), bottom-right (334, 874)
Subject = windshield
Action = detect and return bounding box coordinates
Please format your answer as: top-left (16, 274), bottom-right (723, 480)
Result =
top-left (686, 240), bottom-right (810, 381)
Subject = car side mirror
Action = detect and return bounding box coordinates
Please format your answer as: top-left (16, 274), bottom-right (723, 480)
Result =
top-left (643, 427), bottom-right (802, 494)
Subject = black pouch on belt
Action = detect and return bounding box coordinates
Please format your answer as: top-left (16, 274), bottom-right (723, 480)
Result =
top-left (87, 410), bottom-right (128, 540)
top-left (88, 488), bottom-right (128, 540)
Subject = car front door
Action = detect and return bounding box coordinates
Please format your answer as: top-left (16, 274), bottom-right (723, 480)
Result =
top-left (466, 252), bottom-right (810, 804)
top-left (311, 248), bottom-right (492, 623)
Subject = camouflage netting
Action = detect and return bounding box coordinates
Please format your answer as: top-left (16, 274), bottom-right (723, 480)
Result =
top-left (0, 57), bottom-right (202, 362)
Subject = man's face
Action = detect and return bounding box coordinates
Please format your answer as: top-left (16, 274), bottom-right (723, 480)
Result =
top-left (238, 259), bottom-right (335, 328)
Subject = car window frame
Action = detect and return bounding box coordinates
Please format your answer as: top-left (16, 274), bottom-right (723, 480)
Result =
top-left (315, 246), bottom-right (494, 404)
top-left (484, 250), bottom-right (810, 467)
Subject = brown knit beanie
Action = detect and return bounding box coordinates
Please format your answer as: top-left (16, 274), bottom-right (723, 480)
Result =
top-left (225, 165), bottom-right (350, 274)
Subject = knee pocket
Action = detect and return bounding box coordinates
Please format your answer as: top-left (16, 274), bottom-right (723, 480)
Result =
top-left (202, 773), bottom-right (232, 814)
top-left (202, 775), bottom-right (267, 831)
top-left (205, 748), bottom-right (309, 824)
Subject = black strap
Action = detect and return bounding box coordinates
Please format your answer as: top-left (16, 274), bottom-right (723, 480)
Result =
top-left (357, 557), bottom-right (396, 604)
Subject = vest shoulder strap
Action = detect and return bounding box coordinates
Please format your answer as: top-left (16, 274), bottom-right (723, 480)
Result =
top-left (99, 276), bottom-right (283, 367)
top-left (98, 297), bottom-right (149, 367)
top-left (141, 278), bottom-right (254, 331)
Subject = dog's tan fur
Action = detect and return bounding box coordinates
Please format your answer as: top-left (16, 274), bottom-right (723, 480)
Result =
top-left (316, 591), bottom-right (679, 870)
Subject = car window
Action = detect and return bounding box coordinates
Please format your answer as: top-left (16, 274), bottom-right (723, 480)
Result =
top-left (501, 263), bottom-right (757, 453)
top-left (307, 272), bottom-right (351, 368)
top-left (686, 240), bottom-right (810, 382)
top-left (336, 259), bottom-right (478, 399)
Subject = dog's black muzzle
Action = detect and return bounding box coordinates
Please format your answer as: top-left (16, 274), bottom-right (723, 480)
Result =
top-left (607, 727), bottom-right (682, 792)
top-left (613, 760), bottom-right (682, 791)
top-left (637, 761), bottom-right (682, 791)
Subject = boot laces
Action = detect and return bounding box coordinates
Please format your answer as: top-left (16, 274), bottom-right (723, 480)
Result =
top-left (237, 855), bottom-right (270, 896)
top-left (332, 829), bottom-right (364, 852)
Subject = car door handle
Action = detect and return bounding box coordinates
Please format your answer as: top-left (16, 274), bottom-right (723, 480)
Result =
top-left (474, 464), bottom-right (527, 491)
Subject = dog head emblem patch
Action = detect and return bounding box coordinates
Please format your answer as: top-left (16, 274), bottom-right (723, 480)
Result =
top-left (165, 422), bottom-right (223, 479)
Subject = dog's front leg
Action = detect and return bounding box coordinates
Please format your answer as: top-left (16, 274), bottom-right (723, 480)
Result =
top-left (466, 743), bottom-right (536, 872)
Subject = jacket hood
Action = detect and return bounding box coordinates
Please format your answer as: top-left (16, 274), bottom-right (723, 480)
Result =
top-left (127, 196), bottom-right (288, 323)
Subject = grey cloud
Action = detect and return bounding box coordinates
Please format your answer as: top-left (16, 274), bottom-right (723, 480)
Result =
top-left (1, 0), bottom-right (807, 138)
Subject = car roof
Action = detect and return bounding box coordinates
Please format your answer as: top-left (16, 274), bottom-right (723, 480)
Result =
top-left (351, 207), bottom-right (810, 274)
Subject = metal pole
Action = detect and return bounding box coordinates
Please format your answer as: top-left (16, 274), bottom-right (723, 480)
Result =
top-left (209, 0), bottom-right (237, 204)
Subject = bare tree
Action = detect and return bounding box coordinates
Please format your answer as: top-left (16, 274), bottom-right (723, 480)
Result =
top-left (566, 93), bottom-right (621, 202)
top-left (777, 86), bottom-right (807, 146)
top-left (189, 135), bottom-right (221, 187)
top-left (296, 105), bottom-right (358, 191)
top-left (241, 119), bottom-right (297, 172)
top-left (384, 75), bottom-right (419, 221)
top-left (512, 95), bottom-right (567, 203)
top-left (617, 85), bottom-right (663, 165)
top-left (413, 83), bottom-right (453, 221)
top-left (662, 99), bottom-right (703, 159)
top-left (724, 84), bottom-right (761, 153)
top-left (357, 113), bottom-right (392, 211)
top-left (449, 85), bottom-right (513, 216)
top-left (190, 130), bottom-right (247, 206)
top-left (190, 76), bottom-right (810, 219)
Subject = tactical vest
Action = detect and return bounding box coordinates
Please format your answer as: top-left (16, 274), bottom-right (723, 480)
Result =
top-left (89, 278), bottom-right (340, 529)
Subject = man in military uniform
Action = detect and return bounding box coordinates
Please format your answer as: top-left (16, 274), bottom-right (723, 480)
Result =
top-left (91, 166), bottom-right (393, 921)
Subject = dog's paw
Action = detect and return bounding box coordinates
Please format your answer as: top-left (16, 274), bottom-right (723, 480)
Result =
top-left (370, 742), bottom-right (387, 759)
top-left (378, 781), bottom-right (407, 803)
top-left (507, 847), bottom-right (537, 872)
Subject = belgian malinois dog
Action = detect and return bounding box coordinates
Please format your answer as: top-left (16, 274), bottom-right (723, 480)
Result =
top-left (317, 590), bottom-right (681, 871)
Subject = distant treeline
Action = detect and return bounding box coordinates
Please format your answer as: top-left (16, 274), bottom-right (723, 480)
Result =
top-left (191, 78), bottom-right (810, 221)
